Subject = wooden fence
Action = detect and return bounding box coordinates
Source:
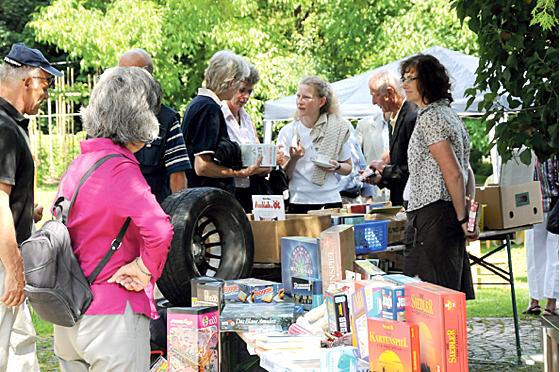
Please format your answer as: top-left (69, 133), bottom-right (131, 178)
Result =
top-left (28, 65), bottom-right (95, 186)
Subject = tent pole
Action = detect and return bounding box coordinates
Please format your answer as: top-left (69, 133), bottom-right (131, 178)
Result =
top-left (264, 120), bottom-right (273, 144)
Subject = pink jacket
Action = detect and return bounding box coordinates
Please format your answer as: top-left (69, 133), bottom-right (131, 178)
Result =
top-left (54, 138), bottom-right (173, 319)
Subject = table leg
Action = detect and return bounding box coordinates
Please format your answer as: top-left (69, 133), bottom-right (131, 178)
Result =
top-left (505, 236), bottom-right (522, 363)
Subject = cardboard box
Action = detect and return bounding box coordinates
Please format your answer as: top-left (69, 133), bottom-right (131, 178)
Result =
top-left (167, 306), bottom-right (220, 372)
top-left (240, 143), bottom-right (277, 167)
top-left (367, 318), bottom-right (420, 372)
top-left (249, 214), bottom-right (331, 263)
top-left (320, 225), bottom-right (356, 292)
top-left (281, 237), bottom-right (321, 295)
top-left (405, 282), bottom-right (468, 372)
top-left (476, 181), bottom-right (543, 229)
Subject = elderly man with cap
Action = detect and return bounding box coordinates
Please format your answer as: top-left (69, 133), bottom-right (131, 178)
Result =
top-left (0, 43), bottom-right (61, 371)
top-left (118, 48), bottom-right (191, 204)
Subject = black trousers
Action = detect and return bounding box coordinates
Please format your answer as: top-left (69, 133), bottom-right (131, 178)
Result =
top-left (404, 200), bottom-right (475, 300)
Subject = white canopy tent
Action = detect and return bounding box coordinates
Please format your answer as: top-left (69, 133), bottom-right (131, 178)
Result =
top-left (263, 46), bottom-right (489, 143)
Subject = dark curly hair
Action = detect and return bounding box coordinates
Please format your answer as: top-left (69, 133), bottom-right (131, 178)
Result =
top-left (400, 54), bottom-right (453, 105)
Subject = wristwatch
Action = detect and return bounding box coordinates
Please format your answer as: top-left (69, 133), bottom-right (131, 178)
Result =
top-left (458, 215), bottom-right (468, 225)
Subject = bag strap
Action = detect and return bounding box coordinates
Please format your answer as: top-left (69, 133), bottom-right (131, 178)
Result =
top-left (87, 216), bottom-right (131, 284)
top-left (67, 154), bottom-right (123, 218)
top-left (62, 153), bottom-right (132, 284)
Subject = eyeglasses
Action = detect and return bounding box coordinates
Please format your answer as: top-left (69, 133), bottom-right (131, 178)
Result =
top-left (31, 76), bottom-right (55, 88)
top-left (400, 76), bottom-right (419, 84)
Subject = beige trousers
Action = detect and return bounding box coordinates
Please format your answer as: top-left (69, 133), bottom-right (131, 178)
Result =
top-left (54, 302), bottom-right (150, 372)
top-left (0, 261), bottom-right (39, 372)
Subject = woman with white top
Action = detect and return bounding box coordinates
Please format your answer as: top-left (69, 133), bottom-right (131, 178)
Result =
top-left (277, 76), bottom-right (352, 213)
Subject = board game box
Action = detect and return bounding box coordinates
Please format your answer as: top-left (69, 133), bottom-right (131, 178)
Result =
top-left (367, 318), bottom-right (420, 372)
top-left (404, 282), bottom-right (468, 372)
top-left (281, 237), bottom-right (321, 296)
top-left (167, 306), bottom-right (219, 372)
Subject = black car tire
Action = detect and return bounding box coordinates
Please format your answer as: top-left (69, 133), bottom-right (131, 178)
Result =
top-left (157, 187), bottom-right (254, 306)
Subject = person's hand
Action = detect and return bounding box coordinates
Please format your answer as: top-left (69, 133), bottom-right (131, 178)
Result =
top-left (461, 222), bottom-right (479, 242)
top-left (1, 257), bottom-right (26, 307)
top-left (359, 169), bottom-right (382, 185)
top-left (381, 151), bottom-right (390, 164)
top-left (108, 257), bottom-right (151, 292)
top-left (289, 143), bottom-right (305, 162)
top-left (237, 156), bottom-right (263, 178)
top-left (276, 145), bottom-right (286, 166)
top-left (316, 159), bottom-right (338, 172)
top-left (369, 160), bottom-right (386, 173)
top-left (33, 203), bottom-right (44, 223)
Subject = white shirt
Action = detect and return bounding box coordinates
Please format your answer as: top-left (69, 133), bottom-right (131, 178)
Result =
top-left (277, 120), bottom-right (352, 205)
top-left (355, 109), bottom-right (389, 164)
top-left (221, 102), bottom-right (258, 188)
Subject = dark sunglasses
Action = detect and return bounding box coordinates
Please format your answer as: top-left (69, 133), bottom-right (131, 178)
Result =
top-left (30, 76), bottom-right (55, 88)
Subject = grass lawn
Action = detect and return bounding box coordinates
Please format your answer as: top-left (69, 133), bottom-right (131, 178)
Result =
top-left (31, 186), bottom-right (538, 369)
top-left (467, 242), bottom-right (533, 319)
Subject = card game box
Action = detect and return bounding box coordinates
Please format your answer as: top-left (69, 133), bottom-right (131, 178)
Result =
top-left (381, 285), bottom-right (405, 321)
top-left (191, 277), bottom-right (224, 308)
top-left (281, 237), bottom-right (321, 296)
top-left (351, 281), bottom-right (386, 360)
top-left (220, 303), bottom-right (295, 332)
top-left (236, 278), bottom-right (285, 303)
top-left (404, 282), bottom-right (468, 372)
top-left (167, 306), bottom-right (220, 372)
top-left (325, 288), bottom-right (351, 334)
top-left (240, 143), bottom-right (277, 167)
top-left (367, 318), bottom-right (420, 372)
top-left (354, 259), bottom-right (386, 280)
top-left (292, 276), bottom-right (323, 310)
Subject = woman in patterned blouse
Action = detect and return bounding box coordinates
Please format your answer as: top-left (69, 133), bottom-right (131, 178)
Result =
top-left (400, 54), bottom-right (477, 299)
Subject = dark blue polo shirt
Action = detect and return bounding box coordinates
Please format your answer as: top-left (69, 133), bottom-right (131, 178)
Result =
top-left (182, 95), bottom-right (234, 193)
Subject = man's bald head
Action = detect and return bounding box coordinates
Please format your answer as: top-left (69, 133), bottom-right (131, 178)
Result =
top-left (118, 48), bottom-right (153, 74)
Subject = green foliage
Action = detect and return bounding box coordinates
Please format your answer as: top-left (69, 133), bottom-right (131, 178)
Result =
top-left (531, 0), bottom-right (558, 31)
top-left (464, 117), bottom-right (492, 177)
top-left (0, 0), bottom-right (51, 56)
top-left (30, 0), bottom-right (476, 139)
top-left (453, 0), bottom-right (559, 163)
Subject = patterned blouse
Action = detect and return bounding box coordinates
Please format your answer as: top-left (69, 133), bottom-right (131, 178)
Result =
top-left (407, 99), bottom-right (470, 211)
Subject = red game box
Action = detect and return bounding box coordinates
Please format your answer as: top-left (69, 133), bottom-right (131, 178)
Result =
top-left (404, 282), bottom-right (468, 372)
top-left (367, 318), bottom-right (420, 372)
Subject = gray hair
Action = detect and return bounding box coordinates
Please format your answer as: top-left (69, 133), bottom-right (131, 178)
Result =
top-left (300, 76), bottom-right (340, 116)
top-left (0, 64), bottom-right (40, 84)
top-left (370, 70), bottom-right (405, 97)
top-left (244, 64), bottom-right (260, 85)
top-left (82, 67), bottom-right (161, 146)
top-left (203, 50), bottom-right (250, 95)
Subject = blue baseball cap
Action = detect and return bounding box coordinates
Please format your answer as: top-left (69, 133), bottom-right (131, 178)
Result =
top-left (4, 43), bottom-right (63, 77)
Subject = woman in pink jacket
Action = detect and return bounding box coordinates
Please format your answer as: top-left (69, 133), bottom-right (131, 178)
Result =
top-left (52, 67), bottom-right (173, 371)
